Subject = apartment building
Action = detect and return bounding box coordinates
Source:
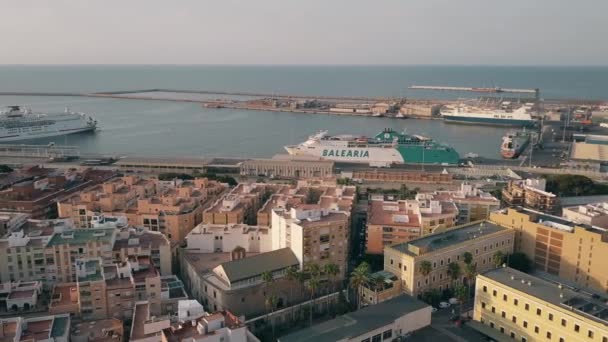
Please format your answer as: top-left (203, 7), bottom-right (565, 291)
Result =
top-left (490, 207), bottom-right (608, 293)
top-left (130, 300), bottom-right (259, 342)
top-left (562, 202), bottom-right (608, 228)
top-left (0, 218), bottom-right (171, 286)
top-left (384, 221), bottom-right (515, 296)
top-left (0, 314), bottom-right (71, 342)
top-left (0, 168), bottom-right (115, 218)
top-left (474, 267), bottom-right (608, 342)
top-left (58, 176), bottom-right (223, 242)
top-left (71, 318), bottom-right (123, 342)
top-left (0, 280), bottom-right (42, 312)
top-left (422, 182), bottom-right (500, 224)
top-left (502, 179), bottom-right (559, 214)
top-left (203, 183), bottom-right (271, 225)
top-left (0, 212), bottom-right (29, 236)
top-left (50, 256), bottom-right (187, 321)
top-left (366, 195), bottom-right (458, 254)
top-left (272, 205), bottom-right (351, 279)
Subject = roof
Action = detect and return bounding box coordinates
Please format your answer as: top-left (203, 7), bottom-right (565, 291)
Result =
top-left (47, 228), bottom-right (115, 247)
top-left (480, 267), bottom-right (608, 326)
top-left (279, 295), bottom-right (429, 342)
top-left (388, 221), bottom-right (509, 256)
top-left (217, 248), bottom-right (299, 283)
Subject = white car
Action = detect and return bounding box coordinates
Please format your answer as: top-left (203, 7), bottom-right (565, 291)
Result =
top-left (431, 307), bottom-right (438, 313)
top-left (449, 297), bottom-right (459, 305)
top-left (439, 301), bottom-right (451, 309)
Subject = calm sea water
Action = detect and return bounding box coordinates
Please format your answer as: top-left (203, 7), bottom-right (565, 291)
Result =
top-left (1, 65), bottom-right (607, 159)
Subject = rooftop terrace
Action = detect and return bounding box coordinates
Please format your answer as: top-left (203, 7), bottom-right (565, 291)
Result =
top-left (47, 228), bottom-right (115, 246)
top-left (389, 221), bottom-right (508, 256)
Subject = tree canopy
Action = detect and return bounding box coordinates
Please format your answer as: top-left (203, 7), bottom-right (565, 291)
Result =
top-left (544, 174), bottom-right (608, 197)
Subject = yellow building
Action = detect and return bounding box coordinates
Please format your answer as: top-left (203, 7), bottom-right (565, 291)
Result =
top-left (490, 208), bottom-right (608, 293)
top-left (384, 221), bottom-right (515, 296)
top-left (474, 267), bottom-right (608, 342)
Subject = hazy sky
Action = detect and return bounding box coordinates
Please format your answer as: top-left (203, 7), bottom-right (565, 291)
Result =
top-left (1, 0), bottom-right (607, 65)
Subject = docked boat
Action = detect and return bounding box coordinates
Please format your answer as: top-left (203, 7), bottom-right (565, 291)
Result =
top-left (0, 106), bottom-right (97, 142)
top-left (284, 129), bottom-right (460, 167)
top-left (501, 130), bottom-right (532, 159)
top-left (441, 104), bottom-right (536, 127)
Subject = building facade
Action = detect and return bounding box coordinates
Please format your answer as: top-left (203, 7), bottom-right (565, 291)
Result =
top-left (384, 221), bottom-right (515, 296)
top-left (502, 179), bottom-right (559, 214)
top-left (474, 267), bottom-right (608, 342)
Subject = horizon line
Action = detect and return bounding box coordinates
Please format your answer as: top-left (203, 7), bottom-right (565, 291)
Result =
top-left (1, 63), bottom-right (608, 68)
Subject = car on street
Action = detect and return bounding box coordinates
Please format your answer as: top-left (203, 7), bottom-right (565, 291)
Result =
top-left (439, 301), bottom-right (451, 309)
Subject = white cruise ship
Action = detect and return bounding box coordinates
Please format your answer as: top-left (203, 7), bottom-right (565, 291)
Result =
top-left (441, 104), bottom-right (536, 127)
top-left (0, 106), bottom-right (97, 142)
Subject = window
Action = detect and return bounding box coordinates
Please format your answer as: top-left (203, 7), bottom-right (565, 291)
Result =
top-left (534, 326), bottom-right (539, 334)
top-left (522, 338), bottom-right (527, 342)
top-left (548, 313), bottom-right (553, 321)
top-left (547, 331), bottom-right (552, 339)
top-left (603, 337), bottom-right (608, 342)
top-left (561, 319), bottom-right (566, 327)
top-left (523, 321), bottom-right (528, 328)
top-left (514, 299), bottom-right (518, 306)
top-left (361, 339), bottom-right (370, 342)
top-left (501, 311), bottom-right (506, 318)
top-left (503, 294), bottom-right (508, 301)
top-left (490, 322), bottom-right (495, 328)
top-left (500, 327), bottom-right (505, 334)
top-left (510, 332), bottom-right (515, 338)
top-left (382, 330), bottom-right (392, 339)
top-left (525, 303), bottom-right (529, 311)
top-left (493, 290), bottom-right (497, 297)
top-left (589, 331), bottom-right (594, 338)
top-left (574, 324), bottom-right (580, 332)
top-left (536, 308), bottom-right (541, 316)
top-left (371, 334), bottom-right (381, 342)
top-left (512, 316), bottom-right (517, 323)
top-left (492, 306), bottom-right (496, 313)
top-left (483, 286), bottom-right (487, 293)
top-left (481, 302), bottom-right (486, 309)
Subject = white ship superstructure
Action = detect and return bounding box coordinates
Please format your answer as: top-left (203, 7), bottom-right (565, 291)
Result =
top-left (0, 106), bottom-right (97, 142)
top-left (441, 104), bottom-right (536, 127)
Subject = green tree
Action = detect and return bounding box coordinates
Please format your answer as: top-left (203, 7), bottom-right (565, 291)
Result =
top-left (0, 165), bottom-right (14, 173)
top-left (421, 289), bottom-right (442, 307)
top-left (464, 262), bottom-right (477, 312)
top-left (508, 252), bottom-right (532, 273)
top-left (349, 262), bottom-right (370, 310)
top-left (493, 251), bottom-right (505, 268)
top-left (306, 263), bottom-right (321, 279)
top-left (463, 252), bottom-right (473, 265)
top-left (419, 260), bottom-right (432, 277)
top-left (447, 262), bottom-right (462, 285)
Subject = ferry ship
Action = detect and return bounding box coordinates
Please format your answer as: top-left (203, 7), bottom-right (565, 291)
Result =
top-left (284, 129), bottom-right (460, 167)
top-left (501, 130), bottom-right (532, 159)
top-left (441, 105), bottom-right (536, 127)
top-left (0, 106), bottom-right (97, 142)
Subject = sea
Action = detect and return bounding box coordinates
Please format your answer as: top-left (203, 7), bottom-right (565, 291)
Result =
top-left (1, 65), bottom-right (607, 159)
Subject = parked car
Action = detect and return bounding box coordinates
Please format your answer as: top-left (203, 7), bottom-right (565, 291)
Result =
top-left (439, 301), bottom-right (451, 309)
top-left (449, 297), bottom-right (459, 305)
top-left (431, 307), bottom-right (438, 313)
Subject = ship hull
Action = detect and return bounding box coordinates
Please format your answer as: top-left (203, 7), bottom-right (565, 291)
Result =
top-left (0, 126), bottom-right (96, 142)
top-left (284, 144), bottom-right (459, 165)
top-left (443, 115), bottom-right (536, 127)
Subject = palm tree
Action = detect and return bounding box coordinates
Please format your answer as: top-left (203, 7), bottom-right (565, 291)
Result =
top-left (285, 266), bottom-right (299, 321)
top-left (265, 295), bottom-right (278, 339)
top-left (261, 271), bottom-right (273, 324)
top-left (454, 284), bottom-right (467, 317)
top-left (463, 252), bottom-right (473, 265)
top-left (373, 275), bottom-right (386, 304)
top-left (464, 262), bottom-right (477, 315)
top-left (349, 262), bottom-right (370, 310)
top-left (493, 251), bottom-right (505, 268)
top-left (323, 263), bottom-right (340, 293)
top-left (419, 260), bottom-right (432, 277)
top-left (306, 276), bottom-right (320, 326)
top-left (447, 262), bottom-right (462, 286)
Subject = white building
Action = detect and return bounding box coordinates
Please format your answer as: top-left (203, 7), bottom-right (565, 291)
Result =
top-left (185, 224), bottom-right (271, 253)
top-left (562, 202), bottom-right (608, 228)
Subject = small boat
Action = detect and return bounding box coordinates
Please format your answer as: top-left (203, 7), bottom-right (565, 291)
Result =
top-left (501, 130), bottom-right (532, 159)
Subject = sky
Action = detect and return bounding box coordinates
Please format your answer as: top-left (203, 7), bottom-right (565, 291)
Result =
top-left (1, 0), bottom-right (607, 66)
